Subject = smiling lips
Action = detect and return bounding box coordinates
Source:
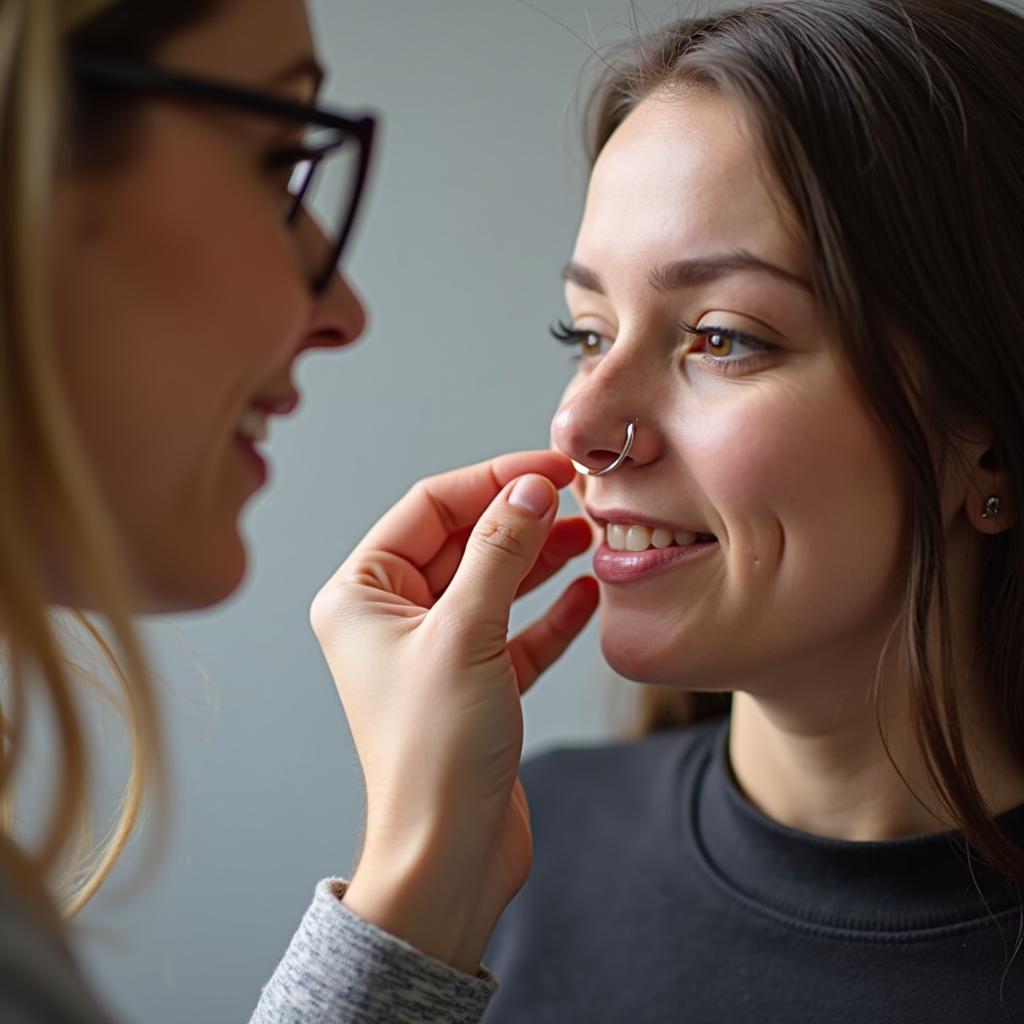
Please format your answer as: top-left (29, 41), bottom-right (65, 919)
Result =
top-left (605, 523), bottom-right (716, 552)
top-left (593, 532), bottom-right (719, 583)
top-left (586, 507), bottom-right (716, 549)
top-left (234, 390), bottom-right (301, 449)
top-left (584, 507), bottom-right (719, 582)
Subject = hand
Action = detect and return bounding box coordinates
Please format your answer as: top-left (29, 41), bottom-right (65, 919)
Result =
top-left (310, 450), bottom-right (598, 973)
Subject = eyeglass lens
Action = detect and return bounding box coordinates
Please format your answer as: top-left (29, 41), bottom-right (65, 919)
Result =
top-left (284, 126), bottom-right (364, 291)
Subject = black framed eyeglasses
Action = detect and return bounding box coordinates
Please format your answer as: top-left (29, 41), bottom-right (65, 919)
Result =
top-left (71, 55), bottom-right (378, 295)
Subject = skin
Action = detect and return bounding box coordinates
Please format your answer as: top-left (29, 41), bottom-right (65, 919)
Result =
top-left (551, 86), bottom-right (1024, 840)
top-left (50, 0), bottom-right (367, 613)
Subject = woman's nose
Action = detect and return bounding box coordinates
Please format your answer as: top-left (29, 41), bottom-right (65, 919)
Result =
top-left (295, 210), bottom-right (368, 354)
top-left (551, 386), bottom-right (660, 475)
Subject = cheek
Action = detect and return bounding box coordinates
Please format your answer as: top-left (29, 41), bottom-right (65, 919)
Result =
top-left (121, 161), bottom-right (305, 379)
top-left (53, 139), bottom-right (310, 608)
top-left (689, 372), bottom-right (907, 641)
top-left (694, 379), bottom-right (900, 531)
top-left (62, 181), bottom-right (303, 448)
top-left (597, 368), bottom-right (909, 688)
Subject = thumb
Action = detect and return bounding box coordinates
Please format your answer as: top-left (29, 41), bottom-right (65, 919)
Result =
top-left (439, 474), bottom-right (558, 628)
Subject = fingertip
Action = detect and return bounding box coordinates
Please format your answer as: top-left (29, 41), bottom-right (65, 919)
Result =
top-left (496, 450), bottom-right (576, 490)
top-left (552, 575), bottom-right (600, 633)
top-left (508, 474), bottom-right (557, 518)
top-left (575, 574), bottom-right (600, 606)
top-left (576, 577), bottom-right (601, 625)
top-left (548, 453), bottom-right (578, 489)
top-left (547, 517), bottom-right (596, 554)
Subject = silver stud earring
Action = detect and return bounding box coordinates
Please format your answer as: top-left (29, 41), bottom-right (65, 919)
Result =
top-left (981, 495), bottom-right (1002, 520)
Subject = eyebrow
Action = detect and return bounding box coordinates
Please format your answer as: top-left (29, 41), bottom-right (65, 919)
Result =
top-left (562, 250), bottom-right (813, 295)
top-left (269, 55), bottom-right (326, 98)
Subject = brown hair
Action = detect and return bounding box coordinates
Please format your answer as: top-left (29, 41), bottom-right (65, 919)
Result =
top-left (592, 0), bottom-right (1024, 882)
top-left (0, 0), bottom-right (221, 932)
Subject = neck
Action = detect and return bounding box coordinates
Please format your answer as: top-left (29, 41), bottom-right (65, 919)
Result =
top-left (727, 514), bottom-right (1024, 843)
top-left (728, 636), bottom-right (1024, 842)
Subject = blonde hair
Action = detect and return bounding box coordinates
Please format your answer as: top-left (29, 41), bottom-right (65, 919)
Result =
top-left (0, 0), bottom-right (167, 929)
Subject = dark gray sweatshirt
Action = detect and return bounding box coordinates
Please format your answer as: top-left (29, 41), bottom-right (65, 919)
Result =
top-left (6, 714), bottom-right (1024, 1022)
top-left (481, 716), bottom-right (1024, 1022)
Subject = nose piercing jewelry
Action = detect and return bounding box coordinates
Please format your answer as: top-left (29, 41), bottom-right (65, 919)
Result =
top-left (981, 495), bottom-right (1002, 520)
top-left (571, 419), bottom-right (638, 477)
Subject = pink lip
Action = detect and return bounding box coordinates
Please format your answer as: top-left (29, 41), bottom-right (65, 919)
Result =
top-left (236, 436), bottom-right (268, 486)
top-left (233, 390), bottom-right (300, 490)
top-left (593, 537), bottom-right (718, 583)
top-left (584, 504), bottom-right (714, 538)
top-left (251, 391), bottom-right (301, 416)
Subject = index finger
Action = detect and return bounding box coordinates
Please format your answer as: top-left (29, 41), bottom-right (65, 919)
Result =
top-left (351, 450), bottom-right (576, 569)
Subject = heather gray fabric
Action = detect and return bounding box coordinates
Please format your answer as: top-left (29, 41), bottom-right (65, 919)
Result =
top-left (0, 872), bottom-right (496, 1023)
top-left (248, 878), bottom-right (497, 1023)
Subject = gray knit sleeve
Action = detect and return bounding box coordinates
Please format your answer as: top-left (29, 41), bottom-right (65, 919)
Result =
top-left (248, 878), bottom-right (499, 1024)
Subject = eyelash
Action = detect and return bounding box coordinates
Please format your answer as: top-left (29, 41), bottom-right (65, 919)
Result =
top-left (548, 319), bottom-right (607, 363)
top-left (548, 317), bottom-right (777, 374)
top-left (678, 318), bottom-right (776, 375)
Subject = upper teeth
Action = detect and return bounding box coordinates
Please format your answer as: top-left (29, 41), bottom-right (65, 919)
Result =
top-left (606, 524), bottom-right (708, 552)
top-left (237, 407), bottom-right (269, 444)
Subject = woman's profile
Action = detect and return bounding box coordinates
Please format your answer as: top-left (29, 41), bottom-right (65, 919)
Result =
top-left (4, 1), bottom-right (1024, 1023)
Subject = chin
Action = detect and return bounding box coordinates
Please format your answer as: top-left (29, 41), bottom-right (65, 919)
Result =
top-left (134, 532), bottom-right (249, 614)
top-left (599, 620), bottom-right (692, 687)
top-left (597, 594), bottom-right (716, 686)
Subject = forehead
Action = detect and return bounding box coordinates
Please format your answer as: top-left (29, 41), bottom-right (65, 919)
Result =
top-left (156, 0), bottom-right (316, 89)
top-left (577, 88), bottom-right (804, 282)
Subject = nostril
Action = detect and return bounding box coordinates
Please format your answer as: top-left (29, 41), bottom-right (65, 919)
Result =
top-left (322, 328), bottom-right (349, 348)
top-left (587, 448), bottom-right (634, 471)
top-left (299, 328), bottom-right (351, 354)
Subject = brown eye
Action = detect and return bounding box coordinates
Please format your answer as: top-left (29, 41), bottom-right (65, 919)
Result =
top-left (549, 319), bottom-right (613, 362)
top-left (705, 330), bottom-right (734, 357)
top-left (679, 318), bottom-right (778, 376)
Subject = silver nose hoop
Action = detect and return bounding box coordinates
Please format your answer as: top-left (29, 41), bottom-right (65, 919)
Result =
top-left (571, 419), bottom-right (638, 477)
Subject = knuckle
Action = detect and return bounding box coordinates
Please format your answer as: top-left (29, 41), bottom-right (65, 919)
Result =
top-left (408, 476), bottom-right (431, 501)
top-left (309, 574), bottom-right (361, 636)
top-left (432, 601), bottom-right (476, 649)
top-left (308, 583), bottom-right (338, 636)
top-left (411, 477), bottom-right (458, 535)
top-left (547, 614), bottom-right (574, 644)
top-left (474, 517), bottom-right (527, 561)
top-left (435, 599), bottom-right (504, 656)
top-left (519, 640), bottom-right (543, 682)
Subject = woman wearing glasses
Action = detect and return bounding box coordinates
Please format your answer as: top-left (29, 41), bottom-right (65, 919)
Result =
top-left (6, 0), bottom-right (1024, 1023)
top-left (4, 0), bottom-right (597, 1021)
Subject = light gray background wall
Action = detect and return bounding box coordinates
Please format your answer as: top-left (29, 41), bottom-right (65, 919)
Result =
top-left (71, 3), bottom-right (698, 1022)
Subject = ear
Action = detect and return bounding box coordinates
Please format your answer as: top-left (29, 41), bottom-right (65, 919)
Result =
top-left (964, 438), bottom-right (1014, 535)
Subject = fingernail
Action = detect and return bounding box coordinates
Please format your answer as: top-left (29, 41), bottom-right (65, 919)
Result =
top-left (509, 475), bottom-right (554, 518)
